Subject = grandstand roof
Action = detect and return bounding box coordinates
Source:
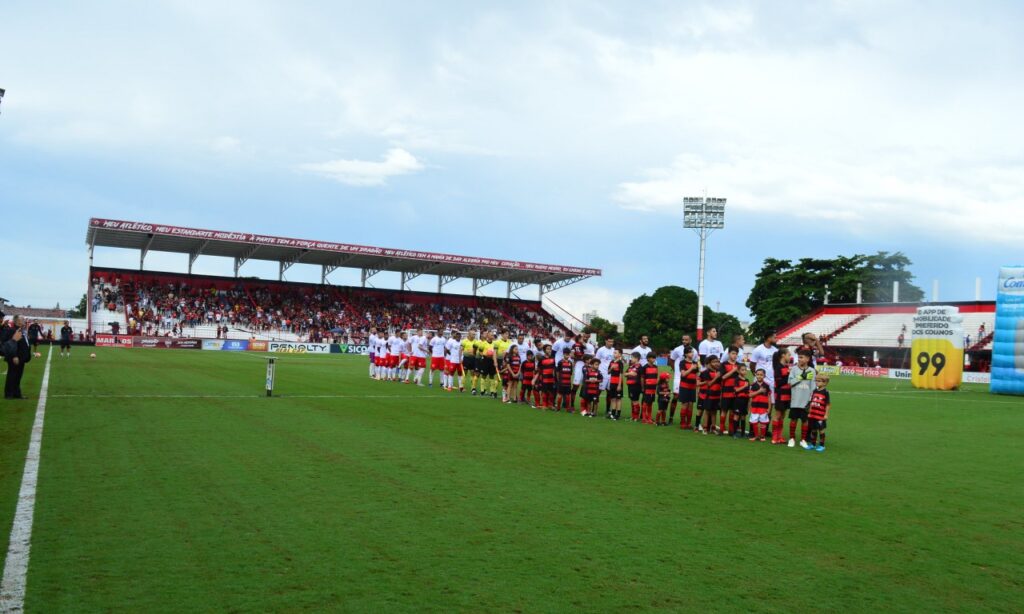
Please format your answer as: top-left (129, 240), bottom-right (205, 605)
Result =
top-left (86, 218), bottom-right (600, 290)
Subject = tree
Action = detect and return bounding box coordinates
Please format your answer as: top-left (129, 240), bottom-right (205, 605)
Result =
top-left (745, 251), bottom-right (924, 340)
top-left (583, 316), bottom-right (618, 342)
top-left (67, 293), bottom-right (87, 318)
top-left (622, 285), bottom-right (743, 351)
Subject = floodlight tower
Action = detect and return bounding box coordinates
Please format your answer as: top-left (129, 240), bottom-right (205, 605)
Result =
top-left (683, 195), bottom-right (726, 341)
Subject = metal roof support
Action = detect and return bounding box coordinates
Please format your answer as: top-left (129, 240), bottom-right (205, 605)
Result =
top-left (540, 275), bottom-right (587, 296)
top-left (508, 281), bottom-right (530, 300)
top-left (234, 245), bottom-right (259, 277)
top-left (472, 278), bottom-right (496, 296)
top-left (321, 255), bottom-right (357, 284)
top-left (361, 268), bottom-right (381, 287)
top-left (279, 249), bottom-right (308, 281)
top-left (140, 233), bottom-right (155, 271)
top-left (188, 240), bottom-right (209, 275)
top-left (401, 270), bottom-right (425, 290)
top-left (438, 274), bottom-right (458, 293)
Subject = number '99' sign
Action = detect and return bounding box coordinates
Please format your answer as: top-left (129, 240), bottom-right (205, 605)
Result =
top-left (910, 306), bottom-right (963, 391)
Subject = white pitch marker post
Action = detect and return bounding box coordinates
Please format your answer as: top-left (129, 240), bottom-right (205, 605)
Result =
top-left (1, 346), bottom-right (53, 613)
top-left (266, 357), bottom-right (276, 397)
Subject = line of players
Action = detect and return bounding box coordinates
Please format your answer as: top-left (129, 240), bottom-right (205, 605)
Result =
top-left (366, 327), bottom-right (832, 452)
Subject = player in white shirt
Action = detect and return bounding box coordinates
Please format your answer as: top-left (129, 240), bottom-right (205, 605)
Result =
top-left (750, 332), bottom-right (779, 388)
top-left (376, 335), bottom-right (389, 379)
top-left (427, 331), bottom-right (448, 387)
top-left (387, 333), bottom-right (404, 381)
top-left (571, 333), bottom-right (596, 387)
top-left (445, 331), bottom-right (465, 391)
top-left (367, 328), bottom-right (379, 378)
top-left (727, 333), bottom-right (747, 363)
top-left (630, 335), bottom-right (653, 366)
top-left (668, 333), bottom-right (694, 424)
top-left (509, 334), bottom-right (531, 367)
top-left (408, 328), bottom-right (429, 386)
top-left (594, 337), bottom-right (616, 415)
top-left (398, 331), bottom-right (414, 382)
top-left (697, 327), bottom-right (724, 366)
top-left (552, 332), bottom-right (574, 363)
top-left (595, 338), bottom-right (616, 389)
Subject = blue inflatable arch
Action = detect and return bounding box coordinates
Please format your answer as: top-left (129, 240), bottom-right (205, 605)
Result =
top-left (991, 266), bottom-right (1024, 395)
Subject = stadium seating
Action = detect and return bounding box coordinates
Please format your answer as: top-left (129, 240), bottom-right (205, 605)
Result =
top-left (89, 268), bottom-right (568, 342)
top-left (779, 304), bottom-right (995, 351)
top-left (777, 313), bottom-right (865, 346)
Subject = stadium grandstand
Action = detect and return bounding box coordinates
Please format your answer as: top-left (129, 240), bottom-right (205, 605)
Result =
top-left (777, 301), bottom-right (994, 370)
top-left (84, 218), bottom-right (600, 342)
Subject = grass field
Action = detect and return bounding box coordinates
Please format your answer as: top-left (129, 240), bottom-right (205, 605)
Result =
top-left (1, 346), bottom-right (1022, 612)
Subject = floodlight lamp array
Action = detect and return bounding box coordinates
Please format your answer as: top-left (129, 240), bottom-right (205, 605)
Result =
top-left (682, 197), bottom-right (727, 229)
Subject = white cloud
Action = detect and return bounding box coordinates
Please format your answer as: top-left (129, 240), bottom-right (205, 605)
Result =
top-left (614, 150), bottom-right (1024, 245)
top-left (298, 148), bottom-right (425, 186)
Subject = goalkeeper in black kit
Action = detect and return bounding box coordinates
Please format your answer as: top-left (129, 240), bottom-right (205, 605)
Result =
top-left (60, 320), bottom-right (74, 359)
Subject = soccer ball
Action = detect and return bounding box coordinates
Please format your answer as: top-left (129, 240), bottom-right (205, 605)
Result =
top-left (89, 353), bottom-right (97, 359)
top-left (33, 352), bottom-right (41, 358)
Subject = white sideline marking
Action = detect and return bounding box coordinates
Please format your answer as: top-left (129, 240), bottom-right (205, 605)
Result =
top-left (1, 347), bottom-right (53, 613)
top-left (49, 393), bottom-right (452, 400)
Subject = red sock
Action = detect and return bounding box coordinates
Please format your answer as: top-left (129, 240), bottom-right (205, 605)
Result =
top-left (801, 422), bottom-right (809, 440)
top-left (789, 420), bottom-right (797, 440)
top-left (760, 423), bottom-right (767, 438)
top-left (719, 413), bottom-right (727, 432)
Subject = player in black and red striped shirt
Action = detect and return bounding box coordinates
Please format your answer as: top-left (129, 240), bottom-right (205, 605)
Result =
top-left (521, 351), bottom-right (538, 407)
top-left (719, 347), bottom-right (741, 436)
top-left (626, 352), bottom-right (642, 422)
top-left (503, 345), bottom-right (522, 404)
top-left (538, 345), bottom-right (557, 409)
top-left (580, 358), bottom-right (601, 418)
top-left (771, 347), bottom-right (792, 444)
top-left (655, 373), bottom-right (672, 426)
top-left (640, 355), bottom-right (660, 425)
top-left (607, 349), bottom-right (625, 421)
top-left (732, 363), bottom-right (751, 438)
top-left (806, 375), bottom-right (831, 452)
top-left (556, 353), bottom-right (575, 412)
top-left (748, 368), bottom-right (772, 441)
top-left (677, 349), bottom-right (699, 430)
top-left (699, 356), bottom-right (722, 434)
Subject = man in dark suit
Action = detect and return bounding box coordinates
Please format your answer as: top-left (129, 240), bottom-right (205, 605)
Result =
top-left (2, 315), bottom-right (32, 400)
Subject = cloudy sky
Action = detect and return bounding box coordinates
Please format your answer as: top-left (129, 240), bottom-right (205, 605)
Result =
top-left (1, 1), bottom-right (1021, 322)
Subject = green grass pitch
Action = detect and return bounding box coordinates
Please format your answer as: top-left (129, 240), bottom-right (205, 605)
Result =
top-left (1, 347), bottom-right (1022, 612)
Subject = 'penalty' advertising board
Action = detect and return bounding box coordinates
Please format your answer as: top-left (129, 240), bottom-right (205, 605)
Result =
top-left (910, 306), bottom-right (963, 390)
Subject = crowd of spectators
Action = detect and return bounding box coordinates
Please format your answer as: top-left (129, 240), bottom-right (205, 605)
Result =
top-left (91, 273), bottom-right (567, 343)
